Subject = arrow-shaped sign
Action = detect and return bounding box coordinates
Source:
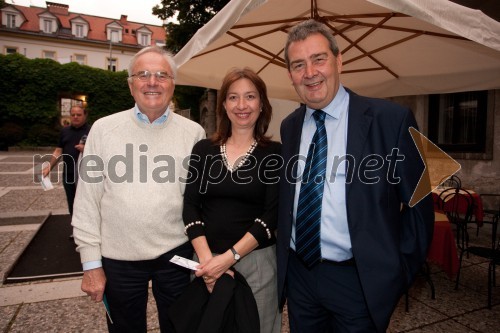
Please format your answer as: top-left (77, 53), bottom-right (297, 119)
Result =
top-left (408, 127), bottom-right (461, 207)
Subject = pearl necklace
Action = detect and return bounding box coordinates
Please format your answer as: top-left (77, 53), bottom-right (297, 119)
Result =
top-left (220, 140), bottom-right (258, 172)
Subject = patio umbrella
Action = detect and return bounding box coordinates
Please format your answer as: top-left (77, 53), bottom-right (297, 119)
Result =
top-left (174, 0), bottom-right (500, 99)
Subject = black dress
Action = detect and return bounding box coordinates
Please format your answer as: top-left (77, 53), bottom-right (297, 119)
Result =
top-left (183, 139), bottom-right (282, 252)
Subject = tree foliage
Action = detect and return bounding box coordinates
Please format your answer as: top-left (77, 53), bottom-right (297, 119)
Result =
top-left (0, 53), bottom-right (134, 149)
top-left (153, 0), bottom-right (229, 53)
top-left (152, 0), bottom-right (229, 122)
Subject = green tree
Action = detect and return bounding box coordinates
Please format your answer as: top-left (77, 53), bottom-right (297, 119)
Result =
top-left (152, 0), bottom-right (229, 122)
top-left (0, 54), bottom-right (134, 149)
top-left (153, 0), bottom-right (229, 53)
top-left (0, 0), bottom-right (6, 8)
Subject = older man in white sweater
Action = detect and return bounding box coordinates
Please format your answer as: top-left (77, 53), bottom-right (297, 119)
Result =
top-left (72, 46), bottom-right (205, 333)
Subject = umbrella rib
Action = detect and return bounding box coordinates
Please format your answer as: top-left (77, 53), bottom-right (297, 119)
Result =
top-left (343, 67), bottom-right (386, 74)
top-left (257, 46), bottom-right (286, 74)
top-left (227, 31), bottom-right (286, 63)
top-left (342, 13), bottom-right (394, 55)
top-left (193, 26), bottom-right (288, 60)
top-left (233, 44), bottom-right (287, 69)
top-left (233, 18), bottom-right (305, 29)
top-left (343, 33), bottom-right (423, 66)
top-left (333, 18), bottom-right (467, 41)
top-left (326, 23), bottom-right (399, 79)
top-left (311, 0), bottom-right (319, 20)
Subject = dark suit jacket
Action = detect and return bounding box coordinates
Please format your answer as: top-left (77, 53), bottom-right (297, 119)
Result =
top-left (277, 89), bottom-right (434, 332)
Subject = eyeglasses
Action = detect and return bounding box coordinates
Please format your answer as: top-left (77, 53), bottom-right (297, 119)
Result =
top-left (129, 70), bottom-right (175, 82)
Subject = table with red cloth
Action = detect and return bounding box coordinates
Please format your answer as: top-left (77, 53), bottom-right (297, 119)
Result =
top-left (432, 188), bottom-right (484, 225)
top-left (427, 211), bottom-right (459, 279)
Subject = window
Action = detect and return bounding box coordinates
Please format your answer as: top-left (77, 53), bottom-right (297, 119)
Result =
top-left (5, 47), bottom-right (18, 54)
top-left (139, 33), bottom-right (150, 46)
top-left (110, 30), bottom-right (119, 43)
top-left (74, 54), bottom-right (86, 65)
top-left (107, 58), bottom-right (117, 71)
top-left (75, 24), bottom-right (84, 38)
top-left (71, 20), bottom-right (88, 38)
top-left (428, 91), bottom-right (489, 156)
top-left (43, 51), bottom-right (56, 60)
top-left (6, 14), bottom-right (16, 28)
top-left (43, 19), bottom-right (53, 33)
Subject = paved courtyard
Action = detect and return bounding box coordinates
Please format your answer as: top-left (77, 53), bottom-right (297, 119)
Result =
top-left (0, 150), bottom-right (499, 332)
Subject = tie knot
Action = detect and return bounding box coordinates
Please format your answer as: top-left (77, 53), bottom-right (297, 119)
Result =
top-left (313, 109), bottom-right (326, 125)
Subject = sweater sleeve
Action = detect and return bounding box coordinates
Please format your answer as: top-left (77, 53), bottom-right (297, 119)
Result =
top-left (71, 122), bottom-right (106, 264)
top-left (183, 140), bottom-right (207, 240)
top-left (247, 142), bottom-right (282, 245)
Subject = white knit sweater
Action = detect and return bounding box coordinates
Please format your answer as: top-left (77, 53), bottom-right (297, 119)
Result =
top-left (72, 108), bottom-right (205, 263)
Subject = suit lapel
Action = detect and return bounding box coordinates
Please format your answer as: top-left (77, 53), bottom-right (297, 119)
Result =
top-left (346, 91), bottom-right (373, 197)
top-left (285, 105), bottom-right (306, 198)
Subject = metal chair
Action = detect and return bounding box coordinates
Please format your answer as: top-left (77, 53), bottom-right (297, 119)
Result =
top-left (404, 262), bottom-right (435, 312)
top-left (438, 174), bottom-right (462, 189)
top-left (477, 194), bottom-right (500, 236)
top-left (455, 197), bottom-right (499, 308)
top-left (488, 232), bottom-right (500, 309)
top-left (440, 189), bottom-right (474, 250)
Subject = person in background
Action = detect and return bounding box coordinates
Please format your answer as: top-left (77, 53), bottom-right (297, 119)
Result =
top-left (42, 105), bottom-right (90, 216)
top-left (183, 67), bottom-right (282, 333)
top-left (71, 45), bottom-right (205, 333)
top-left (276, 19), bottom-right (434, 332)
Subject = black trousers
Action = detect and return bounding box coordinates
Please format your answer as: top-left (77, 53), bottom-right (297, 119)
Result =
top-left (102, 242), bottom-right (193, 333)
top-left (62, 174), bottom-right (76, 215)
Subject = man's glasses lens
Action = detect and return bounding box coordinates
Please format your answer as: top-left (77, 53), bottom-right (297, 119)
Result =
top-left (132, 71), bottom-right (173, 82)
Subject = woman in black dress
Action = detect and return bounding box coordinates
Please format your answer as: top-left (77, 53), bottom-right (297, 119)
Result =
top-left (183, 67), bottom-right (282, 333)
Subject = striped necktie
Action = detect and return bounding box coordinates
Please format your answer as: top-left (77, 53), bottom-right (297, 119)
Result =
top-left (296, 109), bottom-right (327, 268)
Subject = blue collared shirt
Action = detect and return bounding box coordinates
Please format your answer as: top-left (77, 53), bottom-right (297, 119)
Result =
top-left (291, 85), bottom-right (353, 261)
top-left (134, 104), bottom-right (170, 125)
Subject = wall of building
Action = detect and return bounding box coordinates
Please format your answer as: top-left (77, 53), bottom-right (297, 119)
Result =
top-left (268, 98), bottom-right (300, 142)
top-left (390, 90), bottom-right (500, 195)
top-left (0, 35), bottom-right (138, 71)
top-left (457, 90), bottom-right (500, 194)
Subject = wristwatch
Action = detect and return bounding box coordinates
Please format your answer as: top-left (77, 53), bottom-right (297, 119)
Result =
top-left (230, 247), bottom-right (241, 262)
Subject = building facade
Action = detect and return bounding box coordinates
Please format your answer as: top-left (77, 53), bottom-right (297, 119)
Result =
top-left (0, 1), bottom-right (166, 72)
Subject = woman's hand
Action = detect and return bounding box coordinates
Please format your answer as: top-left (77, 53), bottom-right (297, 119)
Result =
top-left (195, 251), bottom-right (234, 292)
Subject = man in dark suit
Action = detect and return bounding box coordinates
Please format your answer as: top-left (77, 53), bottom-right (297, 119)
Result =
top-left (277, 19), bottom-right (434, 332)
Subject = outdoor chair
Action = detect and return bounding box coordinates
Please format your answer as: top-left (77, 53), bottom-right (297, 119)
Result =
top-left (438, 174), bottom-right (462, 189)
top-left (404, 262), bottom-right (435, 312)
top-left (440, 189), bottom-right (474, 250)
top-left (477, 194), bottom-right (500, 237)
top-left (455, 204), bottom-right (499, 309)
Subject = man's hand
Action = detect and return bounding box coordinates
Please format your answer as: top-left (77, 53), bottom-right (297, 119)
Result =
top-left (75, 143), bottom-right (85, 153)
top-left (81, 267), bottom-right (106, 302)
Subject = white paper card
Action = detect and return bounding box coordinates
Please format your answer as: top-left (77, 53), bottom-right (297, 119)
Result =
top-left (170, 255), bottom-right (199, 270)
top-left (38, 175), bottom-right (54, 191)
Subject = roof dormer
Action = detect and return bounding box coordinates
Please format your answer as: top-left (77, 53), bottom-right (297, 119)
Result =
top-left (38, 11), bottom-right (58, 34)
top-left (70, 16), bottom-right (89, 38)
top-left (1, 5), bottom-right (26, 29)
top-left (136, 26), bottom-right (152, 46)
top-left (106, 21), bottom-right (123, 43)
